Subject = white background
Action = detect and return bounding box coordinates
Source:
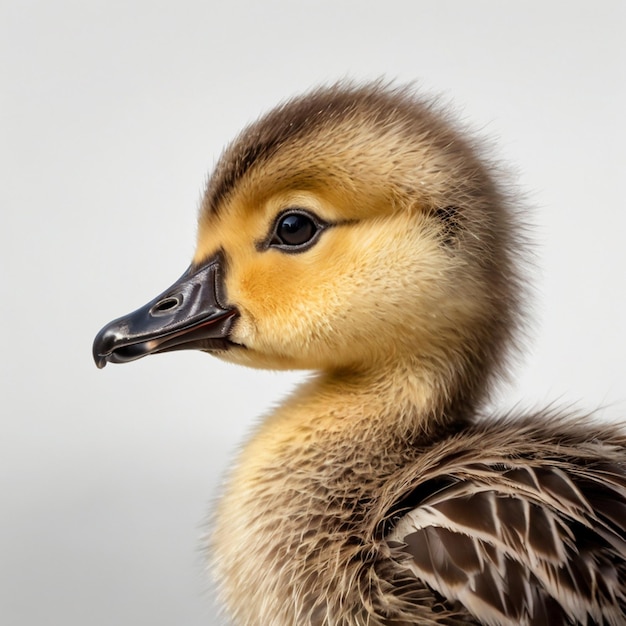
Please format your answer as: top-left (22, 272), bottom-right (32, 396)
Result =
top-left (2, 1), bottom-right (625, 624)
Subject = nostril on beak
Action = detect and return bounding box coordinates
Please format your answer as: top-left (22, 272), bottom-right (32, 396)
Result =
top-left (150, 295), bottom-right (183, 317)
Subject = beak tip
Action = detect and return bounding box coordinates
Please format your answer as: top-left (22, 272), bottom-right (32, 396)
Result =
top-left (92, 344), bottom-right (109, 368)
top-left (93, 326), bottom-right (114, 369)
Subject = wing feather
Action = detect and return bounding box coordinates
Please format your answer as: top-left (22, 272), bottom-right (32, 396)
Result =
top-left (386, 462), bottom-right (626, 625)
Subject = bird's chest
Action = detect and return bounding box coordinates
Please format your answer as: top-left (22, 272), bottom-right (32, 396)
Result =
top-left (211, 448), bottom-right (397, 625)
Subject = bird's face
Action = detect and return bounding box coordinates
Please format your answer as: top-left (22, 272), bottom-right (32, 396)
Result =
top-left (94, 85), bottom-right (515, 404)
top-left (93, 170), bottom-right (485, 377)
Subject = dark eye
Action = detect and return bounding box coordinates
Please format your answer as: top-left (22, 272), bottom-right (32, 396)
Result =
top-left (267, 209), bottom-right (326, 252)
top-left (276, 213), bottom-right (315, 245)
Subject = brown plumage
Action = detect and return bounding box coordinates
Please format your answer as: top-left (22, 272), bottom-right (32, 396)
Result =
top-left (93, 82), bottom-right (626, 625)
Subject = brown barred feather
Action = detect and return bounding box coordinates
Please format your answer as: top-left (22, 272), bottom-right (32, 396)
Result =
top-left (388, 454), bottom-right (626, 625)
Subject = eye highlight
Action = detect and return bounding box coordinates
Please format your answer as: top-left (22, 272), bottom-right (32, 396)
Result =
top-left (264, 209), bottom-right (328, 253)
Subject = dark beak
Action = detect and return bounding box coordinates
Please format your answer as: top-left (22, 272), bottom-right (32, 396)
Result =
top-left (92, 252), bottom-right (238, 368)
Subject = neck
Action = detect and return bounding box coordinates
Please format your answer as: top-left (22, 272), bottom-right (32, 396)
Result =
top-left (244, 359), bottom-right (464, 469)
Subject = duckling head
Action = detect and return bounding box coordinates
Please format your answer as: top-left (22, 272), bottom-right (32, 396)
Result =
top-left (93, 83), bottom-right (522, 418)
